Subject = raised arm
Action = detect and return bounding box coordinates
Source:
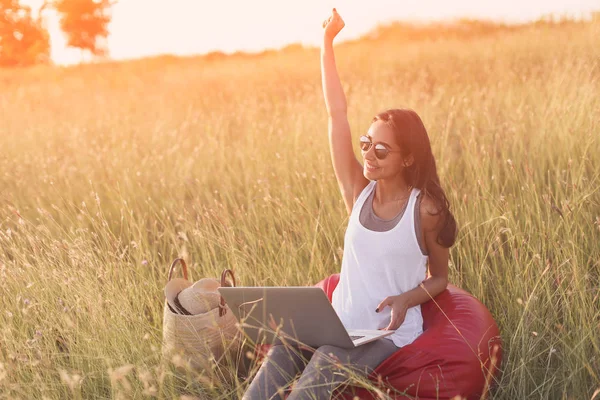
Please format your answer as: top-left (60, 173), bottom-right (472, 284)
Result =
top-left (321, 8), bottom-right (368, 215)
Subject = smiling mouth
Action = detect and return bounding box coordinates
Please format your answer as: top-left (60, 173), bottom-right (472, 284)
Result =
top-left (365, 164), bottom-right (379, 170)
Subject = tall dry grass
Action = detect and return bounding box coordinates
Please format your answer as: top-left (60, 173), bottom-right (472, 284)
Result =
top-left (0, 19), bottom-right (599, 399)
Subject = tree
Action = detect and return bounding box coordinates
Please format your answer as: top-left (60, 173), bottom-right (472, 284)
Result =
top-left (53, 0), bottom-right (114, 58)
top-left (0, 0), bottom-right (50, 67)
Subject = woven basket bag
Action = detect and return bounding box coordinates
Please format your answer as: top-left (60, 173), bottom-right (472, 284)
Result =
top-left (162, 258), bottom-right (241, 373)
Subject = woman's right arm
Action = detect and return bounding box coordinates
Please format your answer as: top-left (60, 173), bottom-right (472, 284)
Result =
top-left (321, 9), bottom-right (368, 215)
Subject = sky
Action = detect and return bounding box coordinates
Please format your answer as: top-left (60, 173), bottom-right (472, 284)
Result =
top-left (21, 0), bottom-right (600, 65)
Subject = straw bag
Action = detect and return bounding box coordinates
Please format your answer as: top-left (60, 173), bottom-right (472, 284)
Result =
top-left (162, 258), bottom-right (241, 373)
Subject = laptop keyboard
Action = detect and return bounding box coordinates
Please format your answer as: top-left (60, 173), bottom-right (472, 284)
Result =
top-left (350, 335), bottom-right (365, 340)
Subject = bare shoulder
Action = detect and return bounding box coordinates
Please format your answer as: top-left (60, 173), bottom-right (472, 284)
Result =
top-left (418, 191), bottom-right (444, 233)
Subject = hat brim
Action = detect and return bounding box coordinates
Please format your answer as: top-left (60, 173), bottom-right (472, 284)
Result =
top-left (178, 290), bottom-right (221, 315)
top-left (164, 278), bottom-right (192, 314)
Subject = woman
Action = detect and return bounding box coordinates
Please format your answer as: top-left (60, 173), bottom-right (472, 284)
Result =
top-left (243, 8), bottom-right (457, 400)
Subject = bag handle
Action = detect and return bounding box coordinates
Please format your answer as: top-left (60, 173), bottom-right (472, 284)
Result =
top-left (168, 258), bottom-right (188, 281)
top-left (219, 269), bottom-right (236, 317)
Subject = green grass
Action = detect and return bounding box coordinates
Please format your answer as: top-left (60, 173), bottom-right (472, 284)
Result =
top-left (0, 19), bottom-right (599, 399)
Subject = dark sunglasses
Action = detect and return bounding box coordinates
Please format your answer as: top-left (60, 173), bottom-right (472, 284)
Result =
top-left (359, 135), bottom-right (402, 160)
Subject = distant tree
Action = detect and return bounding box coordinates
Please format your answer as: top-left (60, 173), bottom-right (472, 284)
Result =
top-left (0, 0), bottom-right (50, 67)
top-left (53, 0), bottom-right (114, 59)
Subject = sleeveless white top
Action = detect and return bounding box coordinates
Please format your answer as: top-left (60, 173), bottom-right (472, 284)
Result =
top-left (332, 180), bottom-right (428, 347)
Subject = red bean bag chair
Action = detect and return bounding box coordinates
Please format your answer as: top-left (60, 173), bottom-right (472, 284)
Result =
top-left (254, 273), bottom-right (502, 400)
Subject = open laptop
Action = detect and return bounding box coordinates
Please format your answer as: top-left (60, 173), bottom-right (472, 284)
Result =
top-left (217, 286), bottom-right (393, 349)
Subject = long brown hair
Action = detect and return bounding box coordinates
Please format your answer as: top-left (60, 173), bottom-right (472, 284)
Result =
top-left (373, 108), bottom-right (458, 248)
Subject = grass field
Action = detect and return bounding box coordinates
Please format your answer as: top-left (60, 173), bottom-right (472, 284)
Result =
top-left (1, 18), bottom-right (599, 399)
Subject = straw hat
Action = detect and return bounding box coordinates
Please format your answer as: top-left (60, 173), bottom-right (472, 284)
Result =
top-left (165, 277), bottom-right (222, 315)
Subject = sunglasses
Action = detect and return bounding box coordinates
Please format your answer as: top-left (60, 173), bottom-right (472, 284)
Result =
top-left (359, 135), bottom-right (402, 160)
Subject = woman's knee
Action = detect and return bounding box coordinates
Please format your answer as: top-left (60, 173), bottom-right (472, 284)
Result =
top-left (312, 345), bottom-right (346, 364)
top-left (316, 344), bottom-right (346, 355)
top-left (265, 344), bottom-right (306, 366)
top-left (266, 344), bottom-right (288, 357)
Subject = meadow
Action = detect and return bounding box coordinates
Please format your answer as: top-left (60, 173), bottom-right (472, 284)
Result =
top-left (0, 18), bottom-right (599, 399)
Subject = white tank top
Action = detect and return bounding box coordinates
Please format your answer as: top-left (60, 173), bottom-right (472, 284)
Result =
top-left (332, 180), bottom-right (428, 347)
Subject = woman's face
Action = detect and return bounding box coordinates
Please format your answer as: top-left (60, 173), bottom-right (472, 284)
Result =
top-left (361, 120), bottom-right (408, 180)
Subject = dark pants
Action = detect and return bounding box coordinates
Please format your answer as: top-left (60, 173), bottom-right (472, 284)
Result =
top-left (242, 338), bottom-right (398, 400)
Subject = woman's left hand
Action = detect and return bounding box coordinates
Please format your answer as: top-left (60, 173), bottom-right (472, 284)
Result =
top-left (375, 294), bottom-right (410, 330)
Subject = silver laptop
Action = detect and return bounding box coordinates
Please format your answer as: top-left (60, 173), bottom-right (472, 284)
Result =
top-left (217, 286), bottom-right (393, 349)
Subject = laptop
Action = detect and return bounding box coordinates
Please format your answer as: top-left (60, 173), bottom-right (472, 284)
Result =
top-left (217, 286), bottom-right (394, 349)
